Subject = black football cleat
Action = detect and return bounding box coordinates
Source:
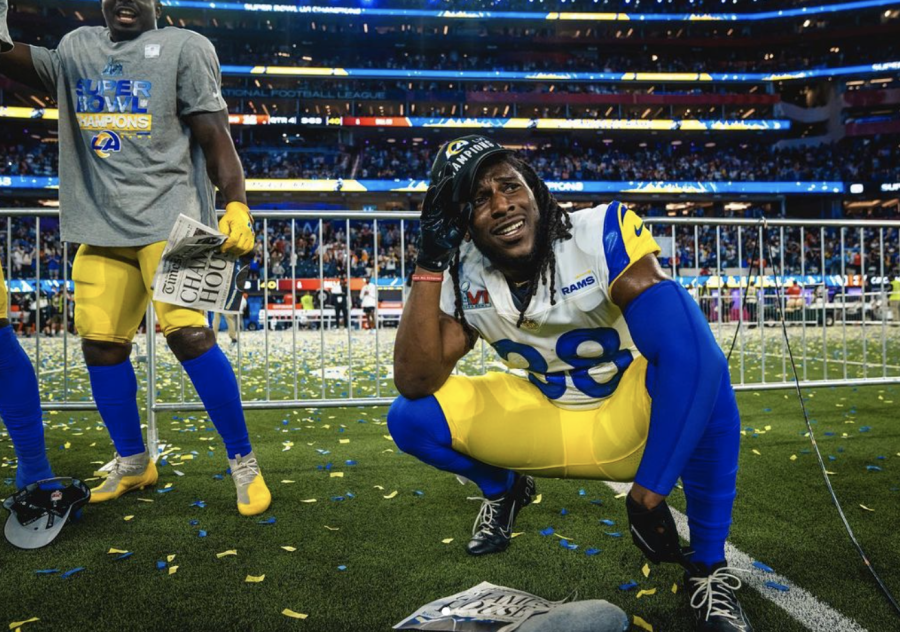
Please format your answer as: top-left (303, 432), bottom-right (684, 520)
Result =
top-left (686, 562), bottom-right (754, 632)
top-left (466, 474), bottom-right (536, 556)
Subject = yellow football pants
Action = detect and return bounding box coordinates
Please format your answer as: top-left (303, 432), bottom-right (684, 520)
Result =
top-left (0, 259), bottom-right (7, 320)
top-left (72, 242), bottom-right (206, 344)
top-left (434, 357), bottom-right (651, 481)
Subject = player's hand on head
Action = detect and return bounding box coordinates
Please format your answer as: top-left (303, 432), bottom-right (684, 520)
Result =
top-left (219, 201), bottom-right (255, 256)
top-left (417, 176), bottom-right (468, 272)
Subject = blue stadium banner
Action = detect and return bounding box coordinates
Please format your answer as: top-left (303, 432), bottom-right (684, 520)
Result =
top-left (0, 177), bottom-right (845, 195)
top-left (157, 0), bottom-right (899, 22)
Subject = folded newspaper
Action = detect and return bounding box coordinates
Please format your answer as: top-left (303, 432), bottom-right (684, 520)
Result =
top-left (394, 582), bottom-right (558, 631)
top-left (152, 214), bottom-right (246, 313)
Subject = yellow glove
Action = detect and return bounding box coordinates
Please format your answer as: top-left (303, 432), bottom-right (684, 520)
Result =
top-left (219, 201), bottom-right (255, 256)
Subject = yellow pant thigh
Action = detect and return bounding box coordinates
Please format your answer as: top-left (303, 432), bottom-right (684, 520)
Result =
top-left (434, 357), bottom-right (651, 481)
top-left (0, 260), bottom-right (7, 320)
top-left (134, 242), bottom-right (206, 336)
top-left (73, 245), bottom-right (150, 344)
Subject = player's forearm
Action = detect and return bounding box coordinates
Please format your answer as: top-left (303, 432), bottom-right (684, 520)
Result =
top-left (626, 280), bottom-right (728, 496)
top-left (207, 151), bottom-right (247, 206)
top-left (394, 269), bottom-right (454, 398)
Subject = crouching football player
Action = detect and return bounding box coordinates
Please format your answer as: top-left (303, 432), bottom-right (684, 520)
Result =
top-left (388, 136), bottom-right (752, 631)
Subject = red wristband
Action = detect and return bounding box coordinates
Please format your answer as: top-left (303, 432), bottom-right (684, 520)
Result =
top-left (412, 273), bottom-right (444, 283)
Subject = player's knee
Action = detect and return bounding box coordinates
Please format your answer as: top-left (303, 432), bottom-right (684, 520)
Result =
top-left (82, 339), bottom-right (131, 366)
top-left (166, 327), bottom-right (215, 363)
top-left (387, 395), bottom-right (449, 455)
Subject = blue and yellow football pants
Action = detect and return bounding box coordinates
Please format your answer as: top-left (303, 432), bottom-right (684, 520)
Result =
top-left (72, 242), bottom-right (206, 343)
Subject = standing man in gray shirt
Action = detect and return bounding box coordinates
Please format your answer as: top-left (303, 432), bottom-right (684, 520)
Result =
top-left (0, 0), bottom-right (272, 516)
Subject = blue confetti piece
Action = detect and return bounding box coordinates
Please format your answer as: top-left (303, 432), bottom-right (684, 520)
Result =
top-left (859, 426), bottom-right (871, 433)
top-left (618, 581), bottom-right (638, 591)
top-left (752, 561), bottom-right (774, 572)
top-left (828, 455), bottom-right (836, 461)
top-left (189, 520), bottom-right (199, 526)
top-left (585, 548), bottom-right (601, 556)
top-left (212, 474), bottom-right (224, 481)
top-left (330, 496), bottom-right (345, 502)
top-left (114, 552), bottom-right (133, 561)
top-left (61, 567), bottom-right (84, 579)
top-left (35, 569), bottom-right (60, 574)
top-left (589, 500), bottom-right (603, 506)
top-left (604, 531), bottom-right (622, 538)
top-left (346, 491), bottom-right (356, 499)
top-left (338, 428), bottom-right (345, 433)
top-left (191, 501), bottom-right (207, 508)
top-left (540, 527), bottom-right (555, 536)
top-left (413, 490), bottom-right (425, 496)
top-left (258, 517), bottom-right (276, 525)
top-left (560, 508), bottom-right (568, 516)
top-left (316, 449), bottom-right (331, 455)
top-left (824, 432), bottom-right (835, 437)
top-left (867, 466), bottom-right (882, 472)
top-left (578, 489), bottom-right (586, 496)
top-left (763, 408), bottom-right (771, 412)
top-left (345, 460), bottom-right (357, 466)
top-left (198, 530), bottom-right (208, 538)
top-left (599, 519), bottom-right (615, 526)
top-left (337, 565), bottom-right (347, 571)
top-left (282, 420), bottom-right (289, 425)
top-left (157, 487), bottom-right (175, 494)
top-left (765, 581), bottom-right (790, 592)
top-left (560, 540), bottom-right (578, 550)
top-left (159, 459), bottom-right (168, 467)
top-left (877, 456), bottom-right (886, 460)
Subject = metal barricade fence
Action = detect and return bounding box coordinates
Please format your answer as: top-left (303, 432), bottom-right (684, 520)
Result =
top-left (2, 209), bottom-right (899, 458)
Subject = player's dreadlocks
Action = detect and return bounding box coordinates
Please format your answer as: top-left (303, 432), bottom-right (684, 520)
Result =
top-left (451, 153), bottom-right (573, 333)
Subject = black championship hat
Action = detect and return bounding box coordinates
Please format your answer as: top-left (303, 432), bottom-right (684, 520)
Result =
top-left (429, 135), bottom-right (512, 203)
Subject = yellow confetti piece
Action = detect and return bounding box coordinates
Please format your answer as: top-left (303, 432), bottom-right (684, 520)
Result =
top-left (511, 532), bottom-right (524, 538)
top-left (382, 449), bottom-right (394, 453)
top-left (373, 485), bottom-right (384, 490)
top-left (282, 609), bottom-right (308, 620)
top-left (9, 617), bottom-right (39, 630)
top-left (552, 533), bottom-right (572, 540)
top-left (217, 550), bottom-right (238, 558)
top-left (281, 480), bottom-right (296, 484)
top-left (790, 455), bottom-right (797, 461)
top-left (300, 498), bottom-right (317, 503)
top-left (384, 491), bottom-right (398, 499)
top-left (123, 515), bottom-right (134, 522)
top-left (441, 538), bottom-right (454, 544)
top-left (63, 442), bottom-right (71, 449)
top-left (168, 566), bottom-right (179, 575)
top-left (167, 554), bottom-right (177, 563)
top-left (108, 548), bottom-right (128, 555)
top-left (324, 525), bottom-right (340, 531)
top-left (137, 498), bottom-right (154, 503)
top-left (636, 588), bottom-right (657, 599)
top-left (245, 574), bottom-right (265, 583)
top-left (330, 472), bottom-right (344, 478)
top-left (764, 425), bottom-right (772, 431)
top-left (633, 615), bottom-right (654, 631)
top-left (825, 471), bottom-right (836, 475)
top-left (281, 546), bottom-right (297, 552)
top-left (164, 483), bottom-right (173, 489)
top-left (339, 439), bottom-right (350, 444)
top-left (752, 449), bottom-right (762, 456)
top-left (671, 583), bottom-right (678, 594)
top-left (860, 504), bottom-right (875, 512)
top-left (181, 454), bottom-right (194, 461)
top-left (642, 564), bottom-right (650, 578)
top-left (615, 492), bottom-right (628, 499)
top-left (532, 494), bottom-right (542, 504)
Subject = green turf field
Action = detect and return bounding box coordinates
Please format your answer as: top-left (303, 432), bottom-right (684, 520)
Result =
top-left (2, 328), bottom-right (899, 631)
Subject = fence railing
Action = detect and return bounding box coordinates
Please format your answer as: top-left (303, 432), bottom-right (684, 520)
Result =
top-left (3, 209), bottom-right (899, 457)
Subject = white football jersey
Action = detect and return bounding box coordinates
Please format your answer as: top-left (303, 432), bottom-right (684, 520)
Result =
top-left (440, 201), bottom-right (660, 410)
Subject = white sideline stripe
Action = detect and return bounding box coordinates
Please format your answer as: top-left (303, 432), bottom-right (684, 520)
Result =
top-left (604, 482), bottom-right (868, 632)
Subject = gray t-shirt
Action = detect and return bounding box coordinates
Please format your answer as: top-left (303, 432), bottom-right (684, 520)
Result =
top-left (30, 26), bottom-right (227, 246)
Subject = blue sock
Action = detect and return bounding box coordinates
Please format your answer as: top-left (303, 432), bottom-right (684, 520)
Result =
top-left (0, 325), bottom-right (54, 488)
top-left (680, 372), bottom-right (741, 567)
top-left (181, 346), bottom-right (251, 459)
top-left (387, 395), bottom-right (514, 499)
top-left (88, 359), bottom-right (145, 458)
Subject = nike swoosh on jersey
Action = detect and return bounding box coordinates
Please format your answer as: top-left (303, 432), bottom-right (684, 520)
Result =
top-left (634, 223), bottom-right (644, 237)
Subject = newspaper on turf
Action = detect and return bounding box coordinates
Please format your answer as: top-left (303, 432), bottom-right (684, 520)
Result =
top-left (394, 582), bottom-right (558, 631)
top-left (152, 214), bottom-right (245, 313)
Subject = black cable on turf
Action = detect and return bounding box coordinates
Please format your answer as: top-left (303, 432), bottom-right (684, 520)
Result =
top-left (758, 225), bottom-right (900, 618)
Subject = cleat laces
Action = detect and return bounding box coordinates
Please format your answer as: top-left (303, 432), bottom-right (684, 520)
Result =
top-left (232, 456), bottom-right (261, 487)
top-left (468, 495), bottom-right (507, 538)
top-left (688, 567), bottom-right (748, 622)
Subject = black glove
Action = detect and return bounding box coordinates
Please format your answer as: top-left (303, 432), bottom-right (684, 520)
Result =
top-left (626, 494), bottom-right (696, 571)
top-left (416, 176), bottom-right (470, 272)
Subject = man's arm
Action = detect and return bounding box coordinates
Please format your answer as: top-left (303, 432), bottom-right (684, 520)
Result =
top-left (393, 269), bottom-right (474, 399)
top-left (612, 254), bottom-right (728, 510)
top-left (186, 109), bottom-right (246, 206)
